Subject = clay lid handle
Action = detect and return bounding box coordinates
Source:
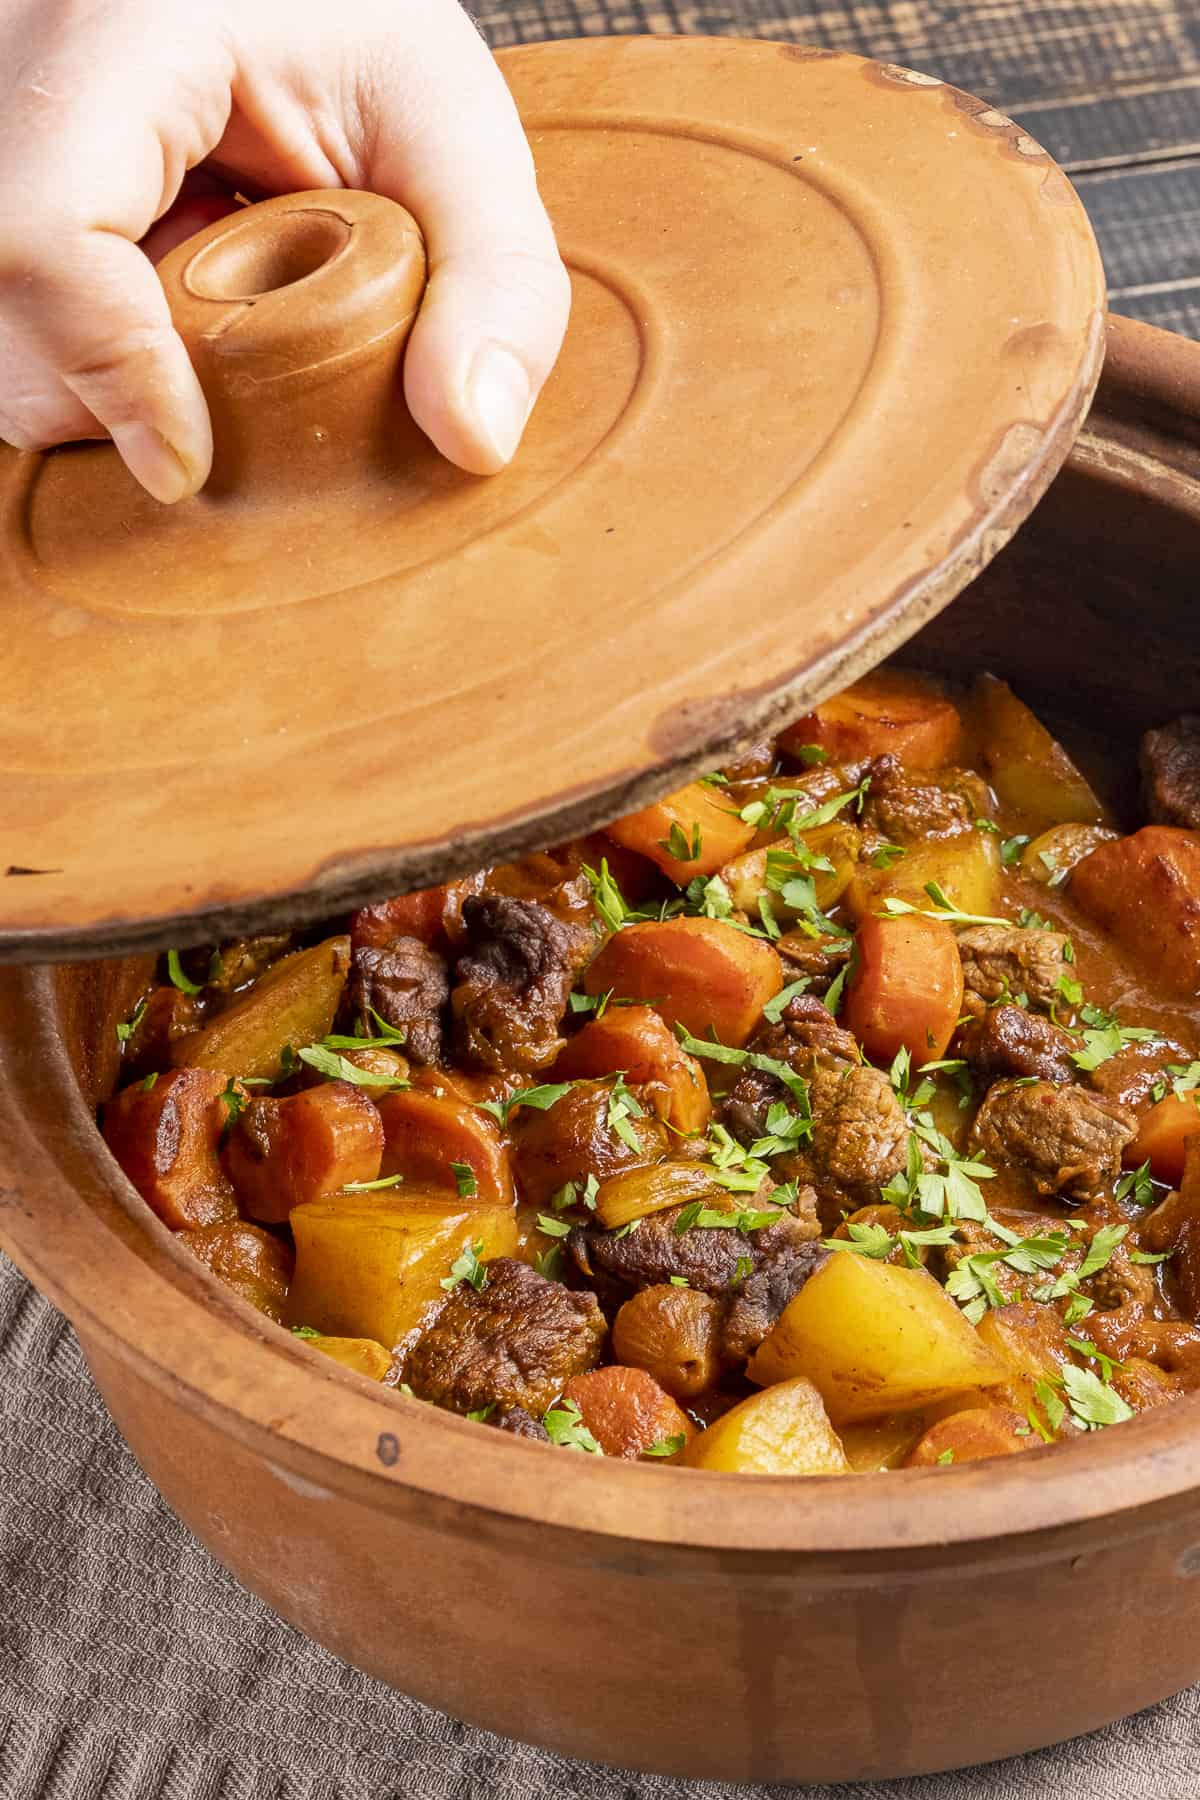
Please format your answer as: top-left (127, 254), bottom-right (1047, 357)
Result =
top-left (156, 190), bottom-right (428, 501)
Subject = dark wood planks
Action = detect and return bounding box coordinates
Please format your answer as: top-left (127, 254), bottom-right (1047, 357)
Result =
top-left (480, 0), bottom-right (1200, 339)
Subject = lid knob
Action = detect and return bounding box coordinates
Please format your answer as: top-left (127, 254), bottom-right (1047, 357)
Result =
top-left (157, 190), bottom-right (428, 501)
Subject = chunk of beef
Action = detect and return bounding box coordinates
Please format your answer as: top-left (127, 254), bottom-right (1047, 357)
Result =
top-left (722, 994), bottom-right (858, 1142)
top-left (1088, 1035), bottom-right (1193, 1113)
top-left (968, 1079), bottom-right (1135, 1202)
top-left (936, 1208), bottom-right (1076, 1304)
top-left (775, 933), bottom-right (853, 995)
top-left (488, 1406), bottom-right (551, 1441)
top-left (860, 755), bottom-right (983, 844)
top-left (451, 895), bottom-right (593, 1074)
top-left (783, 1061), bottom-right (925, 1229)
top-left (348, 936), bottom-right (448, 1065)
top-left (956, 1004), bottom-right (1078, 1085)
top-left (721, 1240), bottom-right (829, 1362)
top-left (1141, 716), bottom-right (1200, 831)
top-left (956, 925), bottom-right (1071, 1010)
top-left (570, 1199), bottom-right (819, 1303)
top-left (403, 1258), bottom-right (605, 1416)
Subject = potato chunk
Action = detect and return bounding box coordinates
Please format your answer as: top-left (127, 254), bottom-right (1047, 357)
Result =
top-left (584, 917), bottom-right (782, 1046)
top-left (303, 1334), bottom-right (393, 1381)
top-left (174, 936), bottom-right (351, 1080)
top-left (780, 671), bottom-right (961, 771)
top-left (680, 1377), bottom-right (849, 1474)
top-left (103, 1068), bottom-right (237, 1231)
top-left (554, 1005), bottom-right (711, 1135)
top-left (747, 1254), bottom-right (1004, 1423)
top-left (969, 674), bottom-right (1108, 832)
top-left (224, 1082), bottom-right (384, 1223)
top-left (607, 781), bottom-right (754, 883)
top-left (286, 1195), bottom-right (518, 1349)
top-left (844, 832), bottom-right (1000, 923)
top-left (720, 821), bottom-right (861, 922)
top-left (1071, 826), bottom-right (1200, 998)
top-left (375, 1087), bottom-right (515, 1205)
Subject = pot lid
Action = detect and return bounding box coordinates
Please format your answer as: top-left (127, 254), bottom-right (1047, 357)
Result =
top-left (0, 36), bottom-right (1105, 962)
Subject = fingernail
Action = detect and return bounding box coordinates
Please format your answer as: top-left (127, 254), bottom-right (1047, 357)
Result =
top-left (109, 422), bottom-right (195, 504)
top-left (468, 344), bottom-right (531, 467)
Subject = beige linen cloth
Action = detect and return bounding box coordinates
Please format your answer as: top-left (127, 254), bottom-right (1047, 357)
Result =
top-left (1, 1254), bottom-right (1195, 1800)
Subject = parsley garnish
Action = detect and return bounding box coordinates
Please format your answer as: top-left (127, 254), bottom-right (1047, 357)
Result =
top-left (823, 961), bottom-right (851, 1016)
top-left (535, 1245), bottom-right (565, 1281)
top-left (466, 1403), bottom-right (497, 1422)
top-left (673, 1201), bottom-right (779, 1235)
top-left (1032, 1222), bottom-right (1128, 1303)
top-left (607, 1075), bottom-right (646, 1151)
top-left (441, 1241), bottom-right (487, 1292)
top-left (570, 988), bottom-right (612, 1017)
top-left (535, 1213), bottom-right (572, 1238)
top-left (477, 1081), bottom-right (574, 1127)
top-left (1130, 1248), bottom-right (1173, 1265)
top-left (298, 1045), bottom-right (410, 1090)
top-left (140, 1071), bottom-right (158, 1092)
top-left (936, 1448), bottom-right (956, 1465)
top-left (793, 744), bottom-right (830, 765)
top-left (319, 1009), bottom-right (407, 1051)
top-left (1034, 1378), bottom-right (1067, 1435)
top-left (824, 1219), bottom-right (959, 1266)
top-left (116, 999), bottom-right (148, 1046)
top-left (645, 1433), bottom-right (687, 1457)
top-left (1115, 1160), bottom-right (1154, 1208)
top-left (1059, 1364), bottom-right (1135, 1430)
top-left (340, 1172), bottom-right (405, 1192)
top-left (166, 949), bottom-right (202, 995)
top-left (218, 1078), bottom-right (249, 1141)
top-left (1069, 1013), bottom-right (1160, 1073)
top-left (1017, 909), bottom-right (1053, 931)
top-left (542, 1398), bottom-right (603, 1454)
top-left (944, 1229), bottom-right (1071, 1323)
top-left (872, 842), bottom-right (907, 870)
top-left (451, 1162), bottom-right (478, 1198)
top-left (658, 821), bottom-right (703, 863)
top-left (1000, 834), bottom-right (1030, 866)
top-left (581, 858), bottom-right (635, 934)
top-left (1065, 1335), bottom-right (1126, 1385)
top-left (881, 881), bottom-right (1009, 929)
top-left (762, 977), bottom-right (812, 1024)
top-left (291, 1325), bottom-right (321, 1340)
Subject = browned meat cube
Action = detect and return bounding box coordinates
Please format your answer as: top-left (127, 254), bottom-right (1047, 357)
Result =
top-left (956, 1005), bottom-right (1078, 1085)
top-left (451, 895), bottom-right (594, 1075)
top-left (1141, 717), bottom-right (1200, 831)
top-left (721, 1238), bottom-right (829, 1362)
top-left (103, 1068), bottom-right (238, 1231)
top-left (347, 935), bottom-right (449, 1065)
top-left (1089, 1035), bottom-right (1192, 1114)
top-left (512, 1079), bottom-right (668, 1209)
top-left (722, 993), bottom-right (859, 1144)
top-left (860, 755), bottom-right (986, 844)
top-left (403, 1258), bottom-right (605, 1416)
top-left (176, 1220), bottom-right (293, 1320)
top-left (570, 1201), bottom-right (819, 1308)
top-left (968, 1079), bottom-right (1135, 1202)
top-left (778, 1060), bottom-right (923, 1228)
top-left (224, 1081), bottom-right (384, 1223)
top-left (955, 925), bottom-right (1072, 1010)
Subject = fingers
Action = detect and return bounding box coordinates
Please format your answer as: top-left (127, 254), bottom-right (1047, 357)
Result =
top-left (0, 228), bottom-right (212, 500)
top-left (360, 1), bottom-right (571, 473)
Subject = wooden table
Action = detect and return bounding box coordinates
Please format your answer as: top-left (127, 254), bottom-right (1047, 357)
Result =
top-left (481, 0), bottom-right (1200, 339)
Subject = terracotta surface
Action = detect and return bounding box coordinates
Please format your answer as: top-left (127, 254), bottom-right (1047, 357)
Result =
top-left (0, 314), bottom-right (1198, 1783)
top-left (0, 36), bottom-right (1105, 961)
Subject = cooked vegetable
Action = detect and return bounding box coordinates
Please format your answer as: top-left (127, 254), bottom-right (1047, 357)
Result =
top-left (103, 1068), bottom-right (238, 1231)
top-left (842, 913), bottom-right (963, 1065)
top-left (720, 820), bottom-right (862, 921)
top-left (747, 1254), bottom-right (1005, 1424)
top-left (780, 670), bottom-right (961, 771)
top-left (177, 1219), bottom-right (292, 1320)
top-left (594, 1162), bottom-right (725, 1231)
top-left (375, 1087), bottom-right (515, 1205)
top-left (554, 1005), bottom-right (711, 1134)
top-left (611, 1284), bottom-right (723, 1399)
top-left (838, 1414), bottom-right (928, 1472)
top-left (970, 674), bottom-right (1109, 833)
top-left (607, 781), bottom-right (755, 882)
top-left (224, 1082), bottom-right (384, 1224)
top-left (844, 832), bottom-right (1000, 923)
top-left (286, 1196), bottom-right (518, 1348)
top-left (584, 917), bottom-right (783, 1046)
top-left (1020, 822), bottom-right (1118, 886)
top-left (679, 1377), bottom-right (849, 1474)
top-left (174, 937), bottom-right (351, 1081)
top-left (511, 1079), bottom-right (669, 1209)
top-left (903, 1406), bottom-right (1038, 1468)
top-left (1070, 826), bottom-right (1200, 998)
top-left (1128, 1093), bottom-right (1200, 1187)
top-left (561, 1365), bottom-right (695, 1459)
top-left (302, 1334), bottom-right (393, 1381)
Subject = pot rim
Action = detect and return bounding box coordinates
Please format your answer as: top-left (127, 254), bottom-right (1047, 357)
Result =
top-left (6, 315), bottom-right (1200, 1570)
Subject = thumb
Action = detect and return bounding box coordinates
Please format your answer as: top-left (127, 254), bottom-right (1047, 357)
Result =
top-left (0, 228), bottom-right (212, 502)
top-left (363, 9), bottom-right (571, 474)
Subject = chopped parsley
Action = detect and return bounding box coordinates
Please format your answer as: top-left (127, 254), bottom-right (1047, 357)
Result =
top-left (1115, 1160), bottom-right (1155, 1208)
top-left (1130, 1247), bottom-right (1173, 1266)
top-left (550, 1173), bottom-right (599, 1213)
top-left (341, 1172), bottom-right (405, 1192)
top-left (535, 1244), bottom-right (564, 1281)
top-left (1069, 1011), bottom-right (1161, 1073)
top-left (451, 1162), bottom-right (478, 1198)
top-left (644, 1433), bottom-right (687, 1458)
top-left (936, 1448), bottom-right (956, 1465)
top-left (1000, 834), bottom-right (1030, 866)
top-left (466, 1403), bottom-right (497, 1423)
top-left (607, 1075), bottom-right (646, 1151)
top-left (674, 1201), bottom-right (780, 1235)
top-left (1017, 909), bottom-right (1053, 931)
top-left (319, 1009), bottom-right (408, 1050)
top-left (542, 1398), bottom-right (603, 1454)
top-left (658, 821), bottom-right (703, 863)
top-left (945, 1229), bottom-right (1071, 1323)
top-left (535, 1213), bottom-right (573, 1239)
top-left (762, 976), bottom-right (812, 1023)
top-left (881, 881), bottom-right (1009, 929)
top-left (1034, 1378), bottom-right (1067, 1436)
top-left (1059, 1364), bottom-right (1134, 1430)
top-left (477, 1081), bottom-right (574, 1127)
top-left (824, 1219), bottom-right (959, 1267)
top-left (669, 1275), bottom-right (690, 1287)
top-left (872, 842), bottom-right (907, 870)
top-left (116, 998), bottom-right (148, 1046)
top-left (297, 1045), bottom-right (410, 1090)
top-left (1065, 1335), bottom-right (1126, 1385)
top-left (165, 949), bottom-right (202, 995)
top-left (441, 1240), bottom-right (487, 1292)
top-left (291, 1325), bottom-right (321, 1339)
top-left (1032, 1222), bottom-right (1128, 1304)
top-left (793, 744), bottom-right (830, 766)
top-left (888, 1046), bottom-right (937, 1112)
top-left (823, 960), bottom-right (851, 1016)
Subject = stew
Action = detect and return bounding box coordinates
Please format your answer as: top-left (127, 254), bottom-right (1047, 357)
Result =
top-left (103, 671), bottom-right (1200, 1474)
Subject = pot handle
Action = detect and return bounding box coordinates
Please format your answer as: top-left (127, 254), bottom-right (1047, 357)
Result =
top-left (155, 190), bottom-right (428, 502)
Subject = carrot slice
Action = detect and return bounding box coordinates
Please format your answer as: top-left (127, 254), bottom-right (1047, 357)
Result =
top-left (584, 917), bottom-right (782, 1047)
top-left (780, 670), bottom-right (961, 771)
top-left (842, 912), bottom-right (964, 1066)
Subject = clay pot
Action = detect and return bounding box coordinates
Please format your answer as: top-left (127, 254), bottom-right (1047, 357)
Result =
top-left (2, 315), bottom-right (1200, 1784)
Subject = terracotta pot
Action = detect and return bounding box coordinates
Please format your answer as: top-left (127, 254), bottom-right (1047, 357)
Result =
top-left (2, 314), bottom-right (1200, 1785)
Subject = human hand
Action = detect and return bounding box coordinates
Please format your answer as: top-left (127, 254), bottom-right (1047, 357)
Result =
top-left (0, 0), bottom-right (570, 500)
